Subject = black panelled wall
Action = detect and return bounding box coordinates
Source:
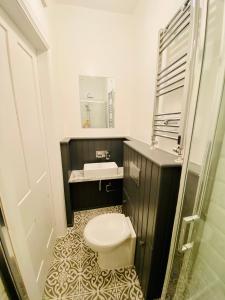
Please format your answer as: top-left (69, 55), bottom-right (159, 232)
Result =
top-left (70, 138), bottom-right (125, 169)
top-left (60, 138), bottom-right (126, 226)
top-left (123, 141), bottom-right (181, 299)
top-left (60, 139), bottom-right (73, 226)
top-left (71, 180), bottom-right (123, 211)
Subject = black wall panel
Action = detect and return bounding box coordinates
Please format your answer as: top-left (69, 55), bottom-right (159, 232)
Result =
top-left (60, 138), bottom-right (125, 226)
top-left (60, 141), bottom-right (73, 226)
top-left (70, 138), bottom-right (125, 170)
top-left (123, 143), bottom-right (181, 299)
top-left (70, 179), bottom-right (122, 211)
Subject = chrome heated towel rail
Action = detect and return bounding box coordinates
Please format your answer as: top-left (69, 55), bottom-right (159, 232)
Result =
top-left (151, 0), bottom-right (200, 159)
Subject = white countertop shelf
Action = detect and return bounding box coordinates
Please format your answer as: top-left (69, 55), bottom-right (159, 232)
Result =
top-left (69, 167), bottom-right (124, 183)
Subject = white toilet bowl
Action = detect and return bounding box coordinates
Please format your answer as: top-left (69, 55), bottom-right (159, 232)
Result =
top-left (84, 213), bottom-right (136, 269)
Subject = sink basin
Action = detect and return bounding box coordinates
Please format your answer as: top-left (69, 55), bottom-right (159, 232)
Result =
top-left (84, 162), bottom-right (118, 178)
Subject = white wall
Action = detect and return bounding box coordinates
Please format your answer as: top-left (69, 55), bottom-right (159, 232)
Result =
top-left (47, 0), bottom-right (190, 145)
top-left (131, 0), bottom-right (184, 144)
top-left (38, 51), bottom-right (67, 237)
top-left (21, 0), bottom-right (67, 236)
top-left (47, 4), bottom-right (136, 141)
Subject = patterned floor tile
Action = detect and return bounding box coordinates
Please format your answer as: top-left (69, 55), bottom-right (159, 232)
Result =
top-left (72, 288), bottom-right (118, 300)
top-left (113, 267), bottom-right (139, 287)
top-left (43, 206), bottom-right (143, 300)
top-left (116, 284), bottom-right (143, 300)
top-left (44, 259), bottom-right (80, 298)
top-left (53, 232), bottom-right (82, 260)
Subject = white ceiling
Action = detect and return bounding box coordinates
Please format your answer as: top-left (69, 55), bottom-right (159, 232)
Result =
top-left (53, 0), bottom-right (139, 14)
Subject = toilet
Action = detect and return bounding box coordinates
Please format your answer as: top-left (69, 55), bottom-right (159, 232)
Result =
top-left (84, 213), bottom-right (136, 269)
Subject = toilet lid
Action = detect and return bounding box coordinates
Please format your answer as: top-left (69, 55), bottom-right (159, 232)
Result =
top-left (84, 213), bottom-right (130, 248)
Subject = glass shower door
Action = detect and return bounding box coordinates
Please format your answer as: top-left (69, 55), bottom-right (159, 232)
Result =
top-left (162, 0), bottom-right (225, 299)
top-left (173, 83), bottom-right (225, 300)
top-left (181, 136), bottom-right (225, 299)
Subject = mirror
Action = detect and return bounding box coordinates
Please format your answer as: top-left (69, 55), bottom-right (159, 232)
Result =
top-left (79, 75), bottom-right (115, 128)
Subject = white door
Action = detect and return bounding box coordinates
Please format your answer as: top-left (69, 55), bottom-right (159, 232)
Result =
top-left (0, 9), bottom-right (55, 300)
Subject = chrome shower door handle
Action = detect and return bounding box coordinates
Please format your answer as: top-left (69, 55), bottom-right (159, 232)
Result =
top-left (178, 214), bottom-right (200, 253)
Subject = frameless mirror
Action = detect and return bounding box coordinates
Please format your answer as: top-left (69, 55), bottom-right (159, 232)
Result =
top-left (79, 75), bottom-right (115, 128)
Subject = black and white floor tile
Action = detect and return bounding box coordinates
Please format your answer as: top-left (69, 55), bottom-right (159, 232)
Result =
top-left (43, 206), bottom-right (143, 300)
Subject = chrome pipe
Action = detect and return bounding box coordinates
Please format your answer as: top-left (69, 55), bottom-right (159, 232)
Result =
top-left (154, 134), bottom-right (178, 140)
top-left (155, 112), bottom-right (181, 116)
top-left (161, 0), bottom-right (191, 38)
top-left (159, 21), bottom-right (190, 54)
top-left (154, 124), bottom-right (180, 128)
top-left (157, 70), bottom-right (186, 86)
top-left (160, 11), bottom-right (191, 48)
top-left (157, 62), bottom-right (186, 82)
top-left (157, 77), bottom-right (185, 93)
top-left (154, 129), bottom-right (179, 134)
top-left (157, 53), bottom-right (187, 76)
top-left (156, 85), bottom-right (184, 97)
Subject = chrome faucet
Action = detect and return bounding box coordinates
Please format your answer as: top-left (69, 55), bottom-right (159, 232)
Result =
top-left (96, 150), bottom-right (111, 160)
top-left (105, 151), bottom-right (111, 160)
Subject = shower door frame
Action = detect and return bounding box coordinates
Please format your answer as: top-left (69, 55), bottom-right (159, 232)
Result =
top-left (162, 0), bottom-right (225, 298)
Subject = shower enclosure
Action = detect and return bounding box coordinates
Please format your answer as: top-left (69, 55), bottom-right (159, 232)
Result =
top-left (162, 0), bottom-right (225, 299)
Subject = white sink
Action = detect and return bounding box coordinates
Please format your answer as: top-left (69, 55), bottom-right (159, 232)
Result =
top-left (84, 162), bottom-right (118, 178)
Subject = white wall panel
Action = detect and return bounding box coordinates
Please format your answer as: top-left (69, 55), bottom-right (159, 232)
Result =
top-left (10, 41), bottom-right (46, 183)
top-left (0, 24), bottom-right (30, 204)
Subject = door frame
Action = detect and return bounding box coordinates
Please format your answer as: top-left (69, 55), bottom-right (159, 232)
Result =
top-left (0, 0), bottom-right (49, 52)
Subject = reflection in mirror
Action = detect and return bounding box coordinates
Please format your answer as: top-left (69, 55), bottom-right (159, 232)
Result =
top-left (79, 75), bottom-right (115, 128)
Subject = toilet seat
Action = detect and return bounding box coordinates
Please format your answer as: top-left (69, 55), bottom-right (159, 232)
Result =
top-left (84, 213), bottom-right (131, 252)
